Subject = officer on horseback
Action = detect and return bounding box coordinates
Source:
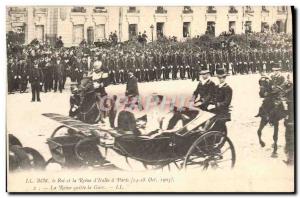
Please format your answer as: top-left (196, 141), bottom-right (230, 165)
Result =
top-left (91, 56), bottom-right (109, 98)
top-left (90, 56), bottom-right (110, 123)
top-left (256, 64), bottom-right (287, 156)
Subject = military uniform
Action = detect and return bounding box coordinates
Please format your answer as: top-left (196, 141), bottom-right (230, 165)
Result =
top-left (53, 59), bottom-right (65, 93)
top-left (29, 65), bottom-right (43, 102)
top-left (193, 77), bottom-right (216, 110)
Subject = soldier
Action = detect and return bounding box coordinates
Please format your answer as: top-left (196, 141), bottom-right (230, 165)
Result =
top-left (230, 48), bottom-right (237, 75)
top-left (7, 58), bottom-right (15, 94)
top-left (244, 49), bottom-right (250, 74)
top-left (135, 53), bottom-right (141, 82)
top-left (62, 55), bottom-right (70, 89)
top-left (267, 48), bottom-right (273, 73)
top-left (29, 60), bottom-right (43, 102)
top-left (166, 52), bottom-right (173, 80)
top-left (156, 51), bottom-right (162, 80)
top-left (74, 57), bottom-right (83, 84)
top-left (256, 48), bottom-right (263, 73)
top-left (19, 59), bottom-right (28, 93)
top-left (44, 57), bottom-right (53, 92)
top-left (53, 56), bottom-right (64, 93)
top-left (108, 55), bottom-right (116, 84)
top-left (14, 59), bottom-right (23, 92)
top-left (209, 68), bottom-right (232, 119)
top-left (12, 59), bottom-right (20, 92)
top-left (171, 51), bottom-right (179, 80)
top-left (115, 54), bottom-right (121, 84)
top-left (223, 50), bottom-right (229, 74)
top-left (119, 54), bottom-right (125, 83)
top-left (208, 49), bottom-right (216, 76)
top-left (193, 66), bottom-right (216, 111)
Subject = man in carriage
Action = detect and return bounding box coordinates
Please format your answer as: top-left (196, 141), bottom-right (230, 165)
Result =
top-left (192, 66), bottom-right (216, 111)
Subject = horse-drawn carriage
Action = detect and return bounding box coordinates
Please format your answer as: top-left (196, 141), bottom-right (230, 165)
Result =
top-left (44, 105), bottom-right (236, 171)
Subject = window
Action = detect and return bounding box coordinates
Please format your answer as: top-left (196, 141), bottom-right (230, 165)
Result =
top-left (183, 22), bottom-right (191, 37)
top-left (245, 6), bottom-right (254, 13)
top-left (71, 6), bottom-right (86, 13)
top-left (277, 6), bottom-right (287, 13)
top-left (95, 24), bottom-right (105, 41)
top-left (72, 24), bottom-right (84, 44)
top-left (155, 6), bottom-right (167, 14)
top-left (183, 6), bottom-right (193, 14)
top-left (93, 7), bottom-right (107, 13)
top-left (128, 7), bottom-right (139, 13)
top-left (276, 20), bottom-right (285, 33)
top-left (261, 22), bottom-right (269, 33)
top-left (207, 6), bottom-right (217, 13)
top-left (245, 21), bottom-right (252, 33)
top-left (229, 6), bottom-right (238, 14)
top-left (156, 22), bottom-right (164, 38)
top-left (262, 6), bottom-right (269, 12)
top-left (206, 21), bottom-right (215, 36)
top-left (229, 21), bottom-right (236, 34)
top-left (128, 24), bottom-right (138, 40)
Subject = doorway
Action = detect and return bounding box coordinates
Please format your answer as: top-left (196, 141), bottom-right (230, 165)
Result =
top-left (156, 22), bottom-right (164, 38)
top-left (128, 24), bottom-right (138, 40)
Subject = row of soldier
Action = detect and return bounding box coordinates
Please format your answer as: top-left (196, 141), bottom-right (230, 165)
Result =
top-left (7, 38), bottom-right (293, 94)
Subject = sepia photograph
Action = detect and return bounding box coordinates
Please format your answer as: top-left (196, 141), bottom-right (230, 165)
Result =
top-left (6, 5), bottom-right (295, 193)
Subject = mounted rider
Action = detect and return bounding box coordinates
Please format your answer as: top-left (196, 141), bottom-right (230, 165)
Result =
top-left (256, 64), bottom-right (288, 155)
top-left (91, 55), bottom-right (109, 98)
top-left (256, 65), bottom-right (286, 124)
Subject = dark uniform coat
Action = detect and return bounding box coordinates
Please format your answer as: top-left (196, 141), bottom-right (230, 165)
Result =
top-left (212, 83), bottom-right (232, 120)
top-left (193, 79), bottom-right (216, 110)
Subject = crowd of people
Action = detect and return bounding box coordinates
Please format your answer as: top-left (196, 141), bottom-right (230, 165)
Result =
top-left (7, 32), bottom-right (293, 97)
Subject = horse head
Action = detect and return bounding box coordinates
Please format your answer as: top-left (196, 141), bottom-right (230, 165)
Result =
top-left (258, 76), bottom-right (272, 98)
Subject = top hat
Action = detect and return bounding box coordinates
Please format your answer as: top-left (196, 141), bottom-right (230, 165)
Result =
top-left (216, 68), bottom-right (227, 78)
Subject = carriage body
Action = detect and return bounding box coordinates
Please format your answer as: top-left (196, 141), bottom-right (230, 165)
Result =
top-left (44, 109), bottom-right (235, 170)
top-left (112, 131), bottom-right (204, 165)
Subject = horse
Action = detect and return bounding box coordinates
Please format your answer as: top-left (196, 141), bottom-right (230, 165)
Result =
top-left (69, 77), bottom-right (117, 126)
top-left (256, 76), bottom-right (287, 157)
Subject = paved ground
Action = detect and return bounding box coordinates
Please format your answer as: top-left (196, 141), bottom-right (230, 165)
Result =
top-left (7, 73), bottom-right (294, 191)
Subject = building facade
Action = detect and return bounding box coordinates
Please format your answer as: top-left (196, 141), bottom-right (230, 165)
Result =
top-left (6, 6), bottom-right (293, 47)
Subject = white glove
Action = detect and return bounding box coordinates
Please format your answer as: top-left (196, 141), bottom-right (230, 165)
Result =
top-left (93, 82), bottom-right (100, 88)
top-left (207, 104), bottom-right (216, 110)
top-left (40, 83), bottom-right (43, 86)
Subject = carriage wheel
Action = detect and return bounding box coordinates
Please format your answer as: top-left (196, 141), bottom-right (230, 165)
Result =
top-left (183, 131), bottom-right (236, 171)
top-left (9, 145), bottom-right (31, 171)
top-left (23, 147), bottom-right (46, 170)
top-left (74, 137), bottom-right (105, 166)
